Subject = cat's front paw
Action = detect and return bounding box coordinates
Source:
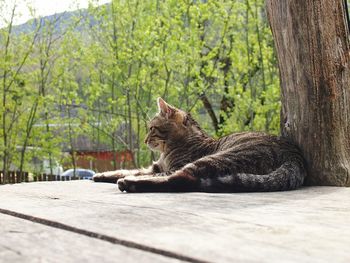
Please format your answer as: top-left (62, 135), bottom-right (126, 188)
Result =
top-left (93, 172), bottom-right (115, 183)
top-left (117, 178), bottom-right (126, 191)
top-left (93, 170), bottom-right (129, 183)
top-left (117, 176), bottom-right (168, 193)
top-left (117, 176), bottom-right (138, 192)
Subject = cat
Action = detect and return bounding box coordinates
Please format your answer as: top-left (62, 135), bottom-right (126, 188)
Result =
top-left (93, 97), bottom-right (306, 193)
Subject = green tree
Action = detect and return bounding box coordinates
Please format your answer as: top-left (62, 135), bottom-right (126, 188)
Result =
top-left (0, 2), bottom-right (41, 182)
top-left (1, 0), bottom-right (281, 181)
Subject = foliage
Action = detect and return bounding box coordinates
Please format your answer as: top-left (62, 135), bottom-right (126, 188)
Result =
top-left (0, 0), bottom-right (280, 180)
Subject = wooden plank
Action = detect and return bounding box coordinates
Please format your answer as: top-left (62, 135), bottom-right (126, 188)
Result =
top-left (0, 181), bottom-right (350, 263)
top-left (0, 213), bottom-right (181, 263)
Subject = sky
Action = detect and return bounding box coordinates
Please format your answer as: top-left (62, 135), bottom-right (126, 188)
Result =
top-left (0, 0), bottom-right (111, 27)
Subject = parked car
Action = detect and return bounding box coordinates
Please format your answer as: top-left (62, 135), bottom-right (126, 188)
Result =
top-left (61, 169), bottom-right (95, 180)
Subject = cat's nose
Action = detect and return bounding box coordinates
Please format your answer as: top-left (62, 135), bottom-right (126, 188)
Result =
top-left (144, 136), bottom-right (149, 144)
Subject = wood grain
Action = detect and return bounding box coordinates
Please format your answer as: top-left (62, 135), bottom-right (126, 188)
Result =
top-left (0, 212), bottom-right (181, 263)
top-left (1, 181), bottom-right (350, 262)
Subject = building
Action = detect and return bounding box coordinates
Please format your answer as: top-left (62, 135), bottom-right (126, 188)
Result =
top-left (63, 134), bottom-right (134, 172)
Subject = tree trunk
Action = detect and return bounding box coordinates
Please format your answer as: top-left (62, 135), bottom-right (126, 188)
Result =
top-left (266, 0), bottom-right (350, 186)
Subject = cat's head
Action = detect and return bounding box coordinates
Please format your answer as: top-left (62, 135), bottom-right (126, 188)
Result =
top-left (144, 98), bottom-right (203, 152)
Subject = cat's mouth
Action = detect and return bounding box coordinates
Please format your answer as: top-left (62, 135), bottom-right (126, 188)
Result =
top-left (147, 141), bottom-right (163, 152)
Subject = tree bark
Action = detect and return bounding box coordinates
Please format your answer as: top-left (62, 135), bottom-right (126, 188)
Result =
top-left (266, 0), bottom-right (350, 186)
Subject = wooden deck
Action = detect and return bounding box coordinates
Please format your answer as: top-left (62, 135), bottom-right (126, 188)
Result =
top-left (0, 181), bottom-right (349, 263)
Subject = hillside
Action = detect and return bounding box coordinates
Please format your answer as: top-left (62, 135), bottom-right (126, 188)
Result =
top-left (11, 5), bottom-right (101, 35)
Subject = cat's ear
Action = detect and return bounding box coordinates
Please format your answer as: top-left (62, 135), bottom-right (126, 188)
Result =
top-left (157, 97), bottom-right (176, 119)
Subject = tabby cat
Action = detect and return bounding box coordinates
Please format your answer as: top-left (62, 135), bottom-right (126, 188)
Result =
top-left (93, 98), bottom-right (306, 192)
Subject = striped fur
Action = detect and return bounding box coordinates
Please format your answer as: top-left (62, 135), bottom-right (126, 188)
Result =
top-left (94, 98), bottom-right (306, 193)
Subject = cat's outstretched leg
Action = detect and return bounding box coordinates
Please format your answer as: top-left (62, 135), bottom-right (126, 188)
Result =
top-left (93, 166), bottom-right (155, 183)
top-left (117, 171), bottom-right (199, 192)
top-left (116, 152), bottom-right (236, 192)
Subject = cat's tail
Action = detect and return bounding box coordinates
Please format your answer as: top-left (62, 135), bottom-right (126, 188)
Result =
top-left (206, 159), bottom-right (306, 192)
